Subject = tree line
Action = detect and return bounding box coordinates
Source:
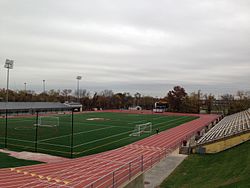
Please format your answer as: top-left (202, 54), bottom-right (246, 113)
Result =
top-left (0, 86), bottom-right (249, 115)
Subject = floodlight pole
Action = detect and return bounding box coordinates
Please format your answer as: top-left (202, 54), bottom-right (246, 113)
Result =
top-left (24, 82), bottom-right (27, 92)
top-left (6, 68), bottom-right (10, 102)
top-left (76, 76), bottom-right (82, 102)
top-left (4, 59), bottom-right (14, 102)
top-left (24, 82), bottom-right (27, 102)
top-left (43, 80), bottom-right (45, 93)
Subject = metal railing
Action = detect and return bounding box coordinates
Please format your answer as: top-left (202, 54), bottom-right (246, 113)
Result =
top-left (83, 118), bottom-right (219, 188)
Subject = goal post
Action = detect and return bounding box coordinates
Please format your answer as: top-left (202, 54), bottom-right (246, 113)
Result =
top-left (36, 116), bottom-right (60, 127)
top-left (129, 122), bottom-right (152, 136)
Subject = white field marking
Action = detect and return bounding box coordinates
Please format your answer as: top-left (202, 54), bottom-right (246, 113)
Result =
top-left (2, 143), bottom-right (34, 150)
top-left (154, 116), bottom-right (189, 126)
top-left (37, 118), bottom-right (133, 143)
top-left (155, 116), bottom-right (193, 129)
top-left (74, 121), bottom-right (132, 129)
top-left (1, 115), bottom-right (189, 144)
top-left (3, 116), bottom-right (188, 149)
top-left (74, 136), bottom-right (131, 154)
top-left (73, 130), bottom-right (132, 148)
top-left (127, 119), bottom-right (149, 125)
top-left (38, 126), bottom-right (115, 142)
top-left (0, 136), bottom-right (70, 148)
top-left (152, 116), bottom-right (168, 120)
top-left (127, 115), bottom-right (168, 125)
top-left (73, 116), bottom-right (188, 148)
top-left (38, 142), bottom-right (71, 148)
top-left (0, 137), bottom-right (35, 143)
top-left (2, 116), bottom-right (191, 156)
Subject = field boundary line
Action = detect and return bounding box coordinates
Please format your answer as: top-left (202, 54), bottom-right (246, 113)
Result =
top-left (73, 130), bottom-right (132, 148)
top-left (74, 121), bottom-right (132, 129)
top-left (38, 142), bottom-right (71, 148)
top-left (128, 115), bottom-right (167, 125)
top-left (155, 116), bottom-right (194, 128)
top-left (152, 116), bottom-right (189, 127)
top-left (38, 126), bottom-right (114, 142)
top-left (0, 137), bottom-right (35, 143)
top-left (74, 136), bottom-right (131, 154)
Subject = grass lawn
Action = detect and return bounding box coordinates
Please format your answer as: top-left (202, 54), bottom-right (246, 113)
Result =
top-left (0, 152), bottom-right (42, 169)
top-left (0, 112), bottom-right (197, 158)
top-left (161, 141), bottom-right (250, 188)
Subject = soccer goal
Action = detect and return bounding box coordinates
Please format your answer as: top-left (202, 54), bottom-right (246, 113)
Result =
top-left (36, 116), bottom-right (59, 127)
top-left (129, 122), bottom-right (152, 136)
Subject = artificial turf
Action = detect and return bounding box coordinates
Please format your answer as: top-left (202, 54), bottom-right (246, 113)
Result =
top-left (0, 152), bottom-right (42, 169)
top-left (160, 141), bottom-right (250, 188)
top-left (0, 112), bottom-right (197, 158)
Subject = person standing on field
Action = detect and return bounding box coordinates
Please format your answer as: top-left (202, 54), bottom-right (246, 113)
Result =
top-left (156, 128), bottom-right (159, 134)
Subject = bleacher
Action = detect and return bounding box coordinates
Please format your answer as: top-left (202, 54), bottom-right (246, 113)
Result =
top-left (197, 109), bottom-right (250, 145)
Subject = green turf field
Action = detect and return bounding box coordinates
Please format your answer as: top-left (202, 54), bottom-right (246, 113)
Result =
top-left (0, 112), bottom-right (197, 158)
top-left (160, 141), bottom-right (250, 188)
top-left (0, 152), bottom-right (42, 169)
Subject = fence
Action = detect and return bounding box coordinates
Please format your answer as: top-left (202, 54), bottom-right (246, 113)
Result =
top-left (0, 109), bottom-right (218, 187)
top-left (84, 146), bottom-right (178, 188)
top-left (0, 109), bottom-right (74, 158)
top-left (83, 120), bottom-right (215, 188)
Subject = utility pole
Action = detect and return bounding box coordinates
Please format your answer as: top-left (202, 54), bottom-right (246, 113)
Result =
top-left (24, 82), bottom-right (27, 92)
top-left (76, 76), bottom-right (82, 102)
top-left (43, 80), bottom-right (46, 93)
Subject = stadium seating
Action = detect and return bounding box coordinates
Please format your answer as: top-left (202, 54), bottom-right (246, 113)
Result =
top-left (197, 109), bottom-right (250, 145)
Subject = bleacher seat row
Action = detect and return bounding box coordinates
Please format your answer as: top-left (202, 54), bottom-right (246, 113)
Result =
top-left (198, 109), bottom-right (250, 145)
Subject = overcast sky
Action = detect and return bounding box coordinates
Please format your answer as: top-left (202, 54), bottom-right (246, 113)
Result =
top-left (0, 0), bottom-right (249, 97)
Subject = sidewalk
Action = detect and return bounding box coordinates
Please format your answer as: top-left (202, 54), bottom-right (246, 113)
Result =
top-left (144, 149), bottom-right (187, 188)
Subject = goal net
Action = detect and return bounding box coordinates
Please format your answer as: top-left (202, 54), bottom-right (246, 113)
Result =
top-left (129, 122), bottom-right (152, 136)
top-left (36, 116), bottom-right (59, 127)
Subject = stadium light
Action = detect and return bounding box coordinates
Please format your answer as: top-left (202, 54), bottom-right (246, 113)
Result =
top-left (4, 59), bottom-right (14, 102)
top-left (43, 80), bottom-right (46, 93)
top-left (24, 82), bottom-right (27, 92)
top-left (76, 76), bottom-right (82, 102)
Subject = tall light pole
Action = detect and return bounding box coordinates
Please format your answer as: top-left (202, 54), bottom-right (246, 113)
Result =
top-left (24, 82), bottom-right (27, 92)
top-left (76, 76), bottom-right (82, 102)
top-left (43, 80), bottom-right (45, 93)
top-left (24, 82), bottom-right (27, 102)
top-left (4, 59), bottom-right (14, 102)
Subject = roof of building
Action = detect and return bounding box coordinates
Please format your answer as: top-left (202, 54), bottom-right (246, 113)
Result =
top-left (0, 102), bottom-right (72, 110)
top-left (64, 102), bottom-right (83, 108)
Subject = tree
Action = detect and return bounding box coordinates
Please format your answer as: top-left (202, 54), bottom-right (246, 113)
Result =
top-left (203, 94), bottom-right (215, 114)
top-left (182, 92), bottom-right (200, 113)
top-left (61, 89), bottom-right (72, 101)
top-left (100, 90), bottom-right (114, 98)
top-left (134, 92), bottom-right (141, 106)
top-left (167, 86), bottom-right (187, 112)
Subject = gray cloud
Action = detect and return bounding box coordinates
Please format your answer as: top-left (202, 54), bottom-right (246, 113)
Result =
top-left (0, 0), bottom-right (249, 97)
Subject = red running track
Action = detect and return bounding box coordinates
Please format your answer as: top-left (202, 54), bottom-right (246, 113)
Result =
top-left (0, 111), bottom-right (219, 188)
